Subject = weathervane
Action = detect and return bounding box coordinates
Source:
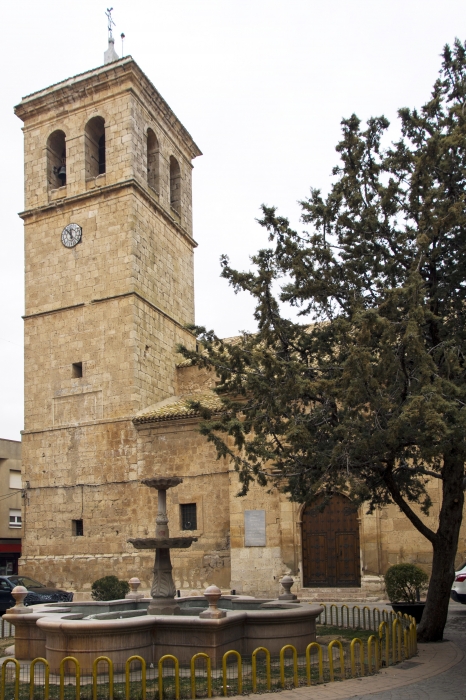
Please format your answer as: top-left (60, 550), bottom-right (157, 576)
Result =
top-left (105, 7), bottom-right (116, 40)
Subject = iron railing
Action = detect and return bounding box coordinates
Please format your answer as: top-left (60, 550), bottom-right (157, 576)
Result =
top-left (0, 605), bottom-right (417, 699)
top-left (0, 618), bottom-right (14, 639)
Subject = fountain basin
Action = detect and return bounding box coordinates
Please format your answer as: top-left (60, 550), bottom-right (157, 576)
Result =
top-left (5, 597), bottom-right (323, 672)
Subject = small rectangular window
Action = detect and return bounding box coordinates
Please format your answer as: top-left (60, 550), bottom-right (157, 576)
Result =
top-left (72, 519), bottom-right (84, 536)
top-left (9, 509), bottom-right (22, 528)
top-left (9, 471), bottom-right (22, 490)
top-left (72, 362), bottom-right (83, 378)
top-left (180, 503), bottom-right (197, 531)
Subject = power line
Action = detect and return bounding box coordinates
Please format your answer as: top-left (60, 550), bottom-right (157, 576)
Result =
top-left (0, 337), bottom-right (22, 348)
top-left (0, 491), bottom-right (24, 503)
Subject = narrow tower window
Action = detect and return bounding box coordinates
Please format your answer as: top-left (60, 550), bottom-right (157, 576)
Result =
top-left (72, 520), bottom-right (84, 536)
top-left (147, 128), bottom-right (159, 192)
top-left (169, 156), bottom-right (181, 214)
top-left (72, 362), bottom-right (83, 378)
top-left (85, 116), bottom-right (106, 178)
top-left (46, 130), bottom-right (67, 190)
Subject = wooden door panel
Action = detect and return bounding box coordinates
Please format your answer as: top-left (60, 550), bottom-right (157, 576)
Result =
top-left (335, 532), bottom-right (359, 585)
top-left (303, 534), bottom-right (328, 586)
top-left (302, 494), bottom-right (361, 588)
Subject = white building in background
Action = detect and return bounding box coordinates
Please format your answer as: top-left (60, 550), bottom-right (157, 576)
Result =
top-left (0, 438), bottom-right (22, 573)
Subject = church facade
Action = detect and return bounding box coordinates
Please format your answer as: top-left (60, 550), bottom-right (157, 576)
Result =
top-left (15, 54), bottom-right (466, 600)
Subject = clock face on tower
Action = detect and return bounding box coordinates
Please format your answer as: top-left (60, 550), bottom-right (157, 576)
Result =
top-left (61, 223), bottom-right (82, 248)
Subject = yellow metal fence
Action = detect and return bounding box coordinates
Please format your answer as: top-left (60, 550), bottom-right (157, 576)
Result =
top-left (0, 606), bottom-right (417, 700)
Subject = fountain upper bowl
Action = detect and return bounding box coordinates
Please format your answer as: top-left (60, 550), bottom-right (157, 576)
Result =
top-left (141, 477), bottom-right (183, 490)
top-left (128, 537), bottom-right (198, 549)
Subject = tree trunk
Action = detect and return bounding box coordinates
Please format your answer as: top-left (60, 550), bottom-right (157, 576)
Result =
top-left (417, 451), bottom-right (465, 642)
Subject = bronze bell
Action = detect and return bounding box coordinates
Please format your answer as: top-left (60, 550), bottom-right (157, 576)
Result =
top-left (57, 161), bottom-right (66, 186)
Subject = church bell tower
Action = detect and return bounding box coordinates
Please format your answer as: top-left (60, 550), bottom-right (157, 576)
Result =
top-left (15, 49), bottom-right (201, 585)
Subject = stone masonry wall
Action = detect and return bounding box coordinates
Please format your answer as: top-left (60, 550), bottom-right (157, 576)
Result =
top-left (23, 189), bottom-right (194, 326)
top-left (229, 477), bottom-right (288, 597)
top-left (18, 58), bottom-right (201, 592)
top-left (20, 418), bottom-right (231, 593)
top-left (23, 298), bottom-right (194, 434)
top-left (136, 421), bottom-right (232, 592)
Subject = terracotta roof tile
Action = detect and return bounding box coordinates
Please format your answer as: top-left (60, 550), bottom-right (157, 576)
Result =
top-left (133, 392), bottom-right (224, 424)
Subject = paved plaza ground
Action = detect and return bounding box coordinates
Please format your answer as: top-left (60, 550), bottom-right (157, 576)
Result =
top-left (0, 600), bottom-right (464, 698)
top-left (264, 601), bottom-right (466, 700)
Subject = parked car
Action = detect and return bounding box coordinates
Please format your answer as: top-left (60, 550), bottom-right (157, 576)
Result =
top-left (0, 576), bottom-right (73, 614)
top-left (450, 563), bottom-right (466, 604)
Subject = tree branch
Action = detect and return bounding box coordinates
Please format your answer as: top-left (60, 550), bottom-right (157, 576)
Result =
top-left (383, 468), bottom-right (437, 544)
top-left (395, 465), bottom-right (442, 480)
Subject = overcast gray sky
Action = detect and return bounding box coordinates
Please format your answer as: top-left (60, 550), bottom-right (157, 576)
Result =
top-left (1, 0), bottom-right (465, 440)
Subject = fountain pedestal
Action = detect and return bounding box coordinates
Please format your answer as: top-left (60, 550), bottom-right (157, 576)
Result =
top-left (199, 585), bottom-right (226, 618)
top-left (128, 477), bottom-right (197, 615)
top-left (150, 544), bottom-right (178, 615)
top-left (126, 577), bottom-right (144, 600)
top-left (278, 575), bottom-right (297, 600)
top-left (6, 586), bottom-right (32, 615)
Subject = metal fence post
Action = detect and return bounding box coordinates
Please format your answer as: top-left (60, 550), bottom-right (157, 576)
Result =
top-left (190, 652), bottom-right (212, 699)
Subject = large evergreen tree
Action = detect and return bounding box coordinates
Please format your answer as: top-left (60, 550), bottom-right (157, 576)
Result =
top-left (180, 40), bottom-right (466, 642)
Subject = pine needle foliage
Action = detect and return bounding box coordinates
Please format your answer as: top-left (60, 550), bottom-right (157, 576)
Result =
top-left (179, 40), bottom-right (466, 642)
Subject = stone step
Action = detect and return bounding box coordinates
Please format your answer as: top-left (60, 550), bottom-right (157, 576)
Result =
top-left (297, 588), bottom-right (384, 603)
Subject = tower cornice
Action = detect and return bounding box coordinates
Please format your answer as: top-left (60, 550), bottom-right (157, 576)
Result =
top-left (14, 57), bottom-right (202, 162)
top-left (18, 177), bottom-right (198, 250)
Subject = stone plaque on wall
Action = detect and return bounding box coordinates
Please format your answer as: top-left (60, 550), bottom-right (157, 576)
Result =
top-left (244, 509), bottom-right (266, 547)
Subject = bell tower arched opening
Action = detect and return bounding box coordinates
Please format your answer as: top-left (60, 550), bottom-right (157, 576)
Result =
top-left (147, 128), bottom-right (160, 192)
top-left (47, 130), bottom-right (66, 190)
top-left (302, 493), bottom-right (361, 587)
top-left (169, 155), bottom-right (181, 214)
top-left (85, 116), bottom-right (106, 178)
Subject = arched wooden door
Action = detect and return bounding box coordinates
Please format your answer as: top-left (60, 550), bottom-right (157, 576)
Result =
top-left (302, 494), bottom-right (361, 587)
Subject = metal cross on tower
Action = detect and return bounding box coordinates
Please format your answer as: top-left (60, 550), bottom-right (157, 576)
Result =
top-left (105, 7), bottom-right (116, 40)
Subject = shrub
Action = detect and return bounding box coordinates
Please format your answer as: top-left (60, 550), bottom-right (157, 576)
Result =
top-left (91, 575), bottom-right (130, 601)
top-left (384, 564), bottom-right (428, 603)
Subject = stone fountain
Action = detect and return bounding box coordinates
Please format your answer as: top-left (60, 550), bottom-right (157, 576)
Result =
top-left (4, 476), bottom-right (324, 670)
top-left (127, 476), bottom-right (197, 615)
